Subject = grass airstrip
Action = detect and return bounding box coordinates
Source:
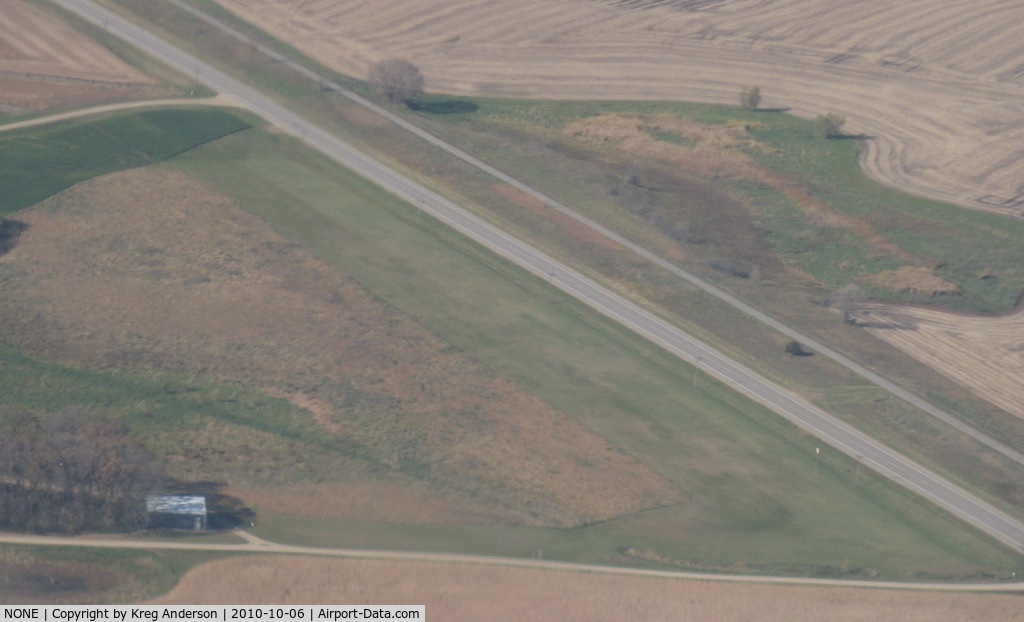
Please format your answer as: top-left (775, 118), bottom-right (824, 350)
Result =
top-left (97, 0), bottom-right (1024, 521)
top-left (0, 109), bottom-right (1017, 594)
top-left (172, 125), bottom-right (1016, 578)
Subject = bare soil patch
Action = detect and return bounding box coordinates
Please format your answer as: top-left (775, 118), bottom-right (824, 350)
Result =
top-left (0, 0), bottom-right (163, 112)
top-left (859, 303), bottom-right (1024, 419)
top-left (216, 0), bottom-right (1024, 215)
top-left (0, 166), bottom-right (682, 527)
top-left (150, 555), bottom-right (1024, 621)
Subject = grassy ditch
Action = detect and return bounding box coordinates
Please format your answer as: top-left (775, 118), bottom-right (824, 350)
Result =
top-left (0, 107), bottom-right (250, 216)
top-left (171, 128), bottom-right (1019, 580)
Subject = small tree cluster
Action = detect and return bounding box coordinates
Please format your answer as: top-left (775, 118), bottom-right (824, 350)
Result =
top-left (740, 86), bottom-right (762, 111)
top-left (0, 406), bottom-right (164, 533)
top-left (815, 113), bottom-right (846, 139)
top-left (368, 59), bottom-right (425, 106)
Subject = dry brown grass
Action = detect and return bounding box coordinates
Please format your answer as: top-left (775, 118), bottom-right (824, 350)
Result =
top-left (563, 112), bottom-right (915, 262)
top-left (215, 0), bottom-right (1024, 215)
top-left (858, 303), bottom-right (1024, 420)
top-left (861, 267), bottom-right (961, 297)
top-left (0, 0), bottom-right (163, 113)
top-left (0, 166), bottom-right (682, 527)
top-left (149, 555), bottom-right (1024, 621)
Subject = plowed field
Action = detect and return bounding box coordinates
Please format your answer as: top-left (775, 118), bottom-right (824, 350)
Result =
top-left (215, 0), bottom-right (1024, 215)
top-left (0, 0), bottom-right (161, 112)
top-left (859, 303), bottom-right (1024, 420)
top-left (150, 555), bottom-right (1024, 621)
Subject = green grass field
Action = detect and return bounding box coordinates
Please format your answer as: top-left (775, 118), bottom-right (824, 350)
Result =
top-left (0, 107), bottom-right (250, 216)
top-left (170, 128), bottom-right (1019, 579)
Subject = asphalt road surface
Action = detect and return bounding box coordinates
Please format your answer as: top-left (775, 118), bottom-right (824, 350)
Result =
top-left (53, 0), bottom-right (1024, 551)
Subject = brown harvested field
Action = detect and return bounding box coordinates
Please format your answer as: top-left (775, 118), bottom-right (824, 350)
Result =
top-left (859, 303), bottom-right (1024, 420)
top-left (215, 0), bottom-right (1024, 215)
top-left (0, 0), bottom-right (163, 113)
top-left (0, 166), bottom-right (682, 527)
top-left (150, 556), bottom-right (1024, 621)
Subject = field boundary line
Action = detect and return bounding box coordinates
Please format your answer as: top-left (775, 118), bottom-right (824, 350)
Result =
top-left (0, 94), bottom-right (241, 133)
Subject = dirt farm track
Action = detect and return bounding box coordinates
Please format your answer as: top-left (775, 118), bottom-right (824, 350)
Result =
top-left (216, 0), bottom-right (1024, 216)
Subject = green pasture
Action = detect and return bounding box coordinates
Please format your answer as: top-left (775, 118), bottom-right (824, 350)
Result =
top-left (171, 129), bottom-right (1018, 579)
top-left (0, 107), bottom-right (250, 216)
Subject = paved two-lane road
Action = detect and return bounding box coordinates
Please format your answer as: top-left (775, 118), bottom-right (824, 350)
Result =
top-left (53, 0), bottom-right (1024, 551)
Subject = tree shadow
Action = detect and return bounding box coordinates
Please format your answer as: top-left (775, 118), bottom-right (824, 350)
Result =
top-left (0, 219), bottom-right (27, 256)
top-left (410, 99), bottom-right (479, 115)
top-left (757, 107), bottom-right (791, 113)
top-left (160, 480), bottom-right (256, 530)
top-left (834, 133), bottom-right (874, 141)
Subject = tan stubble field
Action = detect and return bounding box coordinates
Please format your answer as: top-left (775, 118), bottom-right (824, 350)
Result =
top-left (216, 0), bottom-right (1024, 216)
top-left (150, 555), bottom-right (1024, 622)
top-left (0, 0), bottom-right (162, 112)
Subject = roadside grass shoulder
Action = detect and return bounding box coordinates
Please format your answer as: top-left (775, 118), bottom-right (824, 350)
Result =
top-left (171, 129), bottom-right (1018, 579)
top-left (0, 107), bottom-right (251, 216)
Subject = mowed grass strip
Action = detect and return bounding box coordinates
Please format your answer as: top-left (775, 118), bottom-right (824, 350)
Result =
top-left (174, 129), bottom-right (1017, 579)
top-left (0, 107), bottom-right (250, 216)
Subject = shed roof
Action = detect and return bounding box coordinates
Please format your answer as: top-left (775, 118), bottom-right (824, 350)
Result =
top-left (146, 495), bottom-right (207, 515)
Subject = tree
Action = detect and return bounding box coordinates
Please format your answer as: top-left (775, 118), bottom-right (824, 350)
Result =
top-left (0, 406), bottom-right (163, 533)
top-left (784, 340), bottom-right (809, 356)
top-left (740, 86), bottom-right (761, 111)
top-left (369, 59), bottom-right (425, 106)
top-left (815, 113), bottom-right (846, 139)
top-left (831, 283), bottom-right (865, 324)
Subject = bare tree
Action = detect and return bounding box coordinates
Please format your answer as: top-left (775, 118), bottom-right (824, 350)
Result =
top-left (831, 283), bottom-right (866, 324)
top-left (740, 86), bottom-right (761, 111)
top-left (369, 59), bottom-right (425, 106)
top-left (0, 406), bottom-right (163, 533)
